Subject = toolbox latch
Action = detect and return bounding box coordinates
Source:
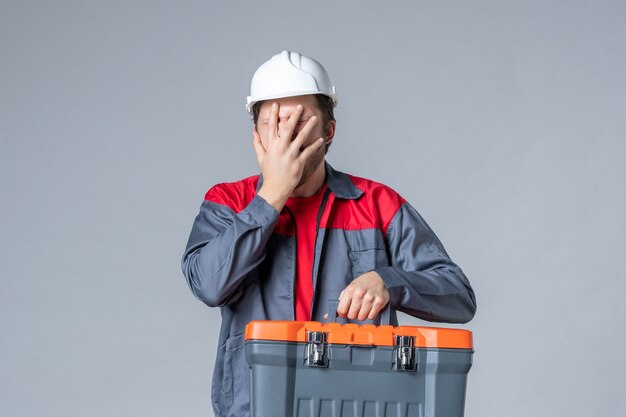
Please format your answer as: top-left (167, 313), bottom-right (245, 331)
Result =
top-left (394, 335), bottom-right (416, 372)
top-left (306, 331), bottom-right (329, 368)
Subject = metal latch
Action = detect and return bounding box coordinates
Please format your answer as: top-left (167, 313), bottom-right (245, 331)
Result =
top-left (394, 335), bottom-right (416, 371)
top-left (306, 331), bottom-right (328, 367)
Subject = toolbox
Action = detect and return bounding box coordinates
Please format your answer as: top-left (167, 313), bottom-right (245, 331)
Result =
top-left (244, 306), bottom-right (474, 417)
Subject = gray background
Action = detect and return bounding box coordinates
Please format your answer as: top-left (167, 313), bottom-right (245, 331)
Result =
top-left (1, 1), bottom-right (625, 416)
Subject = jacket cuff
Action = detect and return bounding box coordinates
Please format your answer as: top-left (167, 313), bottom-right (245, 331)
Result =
top-left (375, 266), bottom-right (404, 287)
top-left (243, 194), bottom-right (280, 226)
top-left (374, 266), bottom-right (406, 306)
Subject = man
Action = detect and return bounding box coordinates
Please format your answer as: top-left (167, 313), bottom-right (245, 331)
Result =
top-left (181, 50), bottom-right (476, 417)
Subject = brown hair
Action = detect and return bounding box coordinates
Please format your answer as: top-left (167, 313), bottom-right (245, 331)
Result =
top-left (251, 94), bottom-right (336, 153)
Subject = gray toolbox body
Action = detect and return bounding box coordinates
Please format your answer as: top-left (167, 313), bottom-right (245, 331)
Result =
top-left (244, 309), bottom-right (473, 417)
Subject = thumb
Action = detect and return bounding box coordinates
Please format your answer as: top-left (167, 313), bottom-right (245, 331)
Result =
top-left (252, 129), bottom-right (265, 168)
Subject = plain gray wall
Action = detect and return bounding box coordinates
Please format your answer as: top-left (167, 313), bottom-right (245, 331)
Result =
top-left (2, 1), bottom-right (625, 416)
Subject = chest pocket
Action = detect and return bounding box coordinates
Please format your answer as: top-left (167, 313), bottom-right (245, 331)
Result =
top-left (347, 230), bottom-right (389, 278)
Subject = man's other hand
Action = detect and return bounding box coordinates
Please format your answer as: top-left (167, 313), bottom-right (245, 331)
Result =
top-left (332, 271), bottom-right (390, 321)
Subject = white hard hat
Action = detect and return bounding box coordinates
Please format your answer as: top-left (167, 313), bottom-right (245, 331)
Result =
top-left (246, 50), bottom-right (336, 113)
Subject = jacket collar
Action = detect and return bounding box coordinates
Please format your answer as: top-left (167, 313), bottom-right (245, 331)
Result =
top-left (323, 161), bottom-right (364, 199)
top-left (255, 161), bottom-right (363, 200)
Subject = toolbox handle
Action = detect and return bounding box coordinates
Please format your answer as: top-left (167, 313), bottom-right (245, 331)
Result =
top-left (327, 299), bottom-right (392, 325)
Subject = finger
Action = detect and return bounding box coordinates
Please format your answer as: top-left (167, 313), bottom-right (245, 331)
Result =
top-left (289, 115), bottom-right (318, 153)
top-left (252, 129), bottom-right (265, 167)
top-left (323, 313), bottom-right (328, 320)
top-left (347, 296), bottom-right (362, 320)
top-left (358, 294), bottom-right (375, 321)
top-left (368, 298), bottom-right (388, 320)
top-left (358, 304), bottom-right (372, 321)
top-left (268, 102), bottom-right (279, 141)
top-left (336, 291), bottom-right (351, 318)
top-left (278, 104), bottom-right (304, 147)
top-left (298, 138), bottom-right (325, 161)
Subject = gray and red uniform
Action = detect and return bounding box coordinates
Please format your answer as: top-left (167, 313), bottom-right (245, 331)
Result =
top-left (181, 162), bottom-right (476, 417)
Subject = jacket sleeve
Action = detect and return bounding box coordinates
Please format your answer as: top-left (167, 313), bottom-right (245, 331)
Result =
top-left (374, 202), bottom-right (477, 323)
top-left (181, 193), bottom-right (279, 307)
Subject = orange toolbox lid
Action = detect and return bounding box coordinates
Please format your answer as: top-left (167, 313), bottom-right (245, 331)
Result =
top-left (245, 321), bottom-right (473, 349)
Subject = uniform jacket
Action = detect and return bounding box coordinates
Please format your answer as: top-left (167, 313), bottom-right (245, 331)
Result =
top-left (181, 162), bottom-right (476, 417)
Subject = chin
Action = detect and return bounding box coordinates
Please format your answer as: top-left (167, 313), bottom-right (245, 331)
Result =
top-left (296, 174), bottom-right (311, 188)
top-left (298, 156), bottom-right (324, 187)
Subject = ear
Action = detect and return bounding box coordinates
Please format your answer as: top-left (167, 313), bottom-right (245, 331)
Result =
top-left (324, 120), bottom-right (336, 143)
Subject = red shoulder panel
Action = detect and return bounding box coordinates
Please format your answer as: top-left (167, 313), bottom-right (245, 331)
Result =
top-left (321, 175), bottom-right (406, 235)
top-left (204, 175), bottom-right (260, 213)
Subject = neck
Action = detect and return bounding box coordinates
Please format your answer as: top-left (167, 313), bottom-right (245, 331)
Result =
top-left (291, 160), bottom-right (326, 198)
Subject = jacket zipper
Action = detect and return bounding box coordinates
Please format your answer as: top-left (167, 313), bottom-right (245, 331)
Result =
top-left (309, 188), bottom-right (332, 320)
top-left (283, 206), bottom-right (297, 321)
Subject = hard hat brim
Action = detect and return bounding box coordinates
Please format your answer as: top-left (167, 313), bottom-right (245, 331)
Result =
top-left (246, 91), bottom-right (337, 114)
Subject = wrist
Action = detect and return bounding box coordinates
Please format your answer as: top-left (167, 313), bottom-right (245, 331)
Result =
top-left (257, 186), bottom-right (288, 213)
